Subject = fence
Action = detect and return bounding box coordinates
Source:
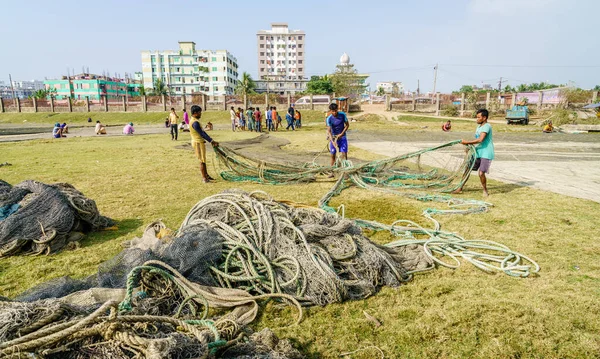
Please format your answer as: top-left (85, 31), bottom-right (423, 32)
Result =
top-left (389, 90), bottom-right (599, 115)
top-left (0, 93), bottom-right (363, 113)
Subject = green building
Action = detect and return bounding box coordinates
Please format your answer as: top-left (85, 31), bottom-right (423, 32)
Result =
top-left (44, 75), bottom-right (141, 101)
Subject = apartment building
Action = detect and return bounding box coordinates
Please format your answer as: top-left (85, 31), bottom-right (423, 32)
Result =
top-left (256, 23), bottom-right (306, 94)
top-left (44, 74), bottom-right (141, 100)
top-left (376, 81), bottom-right (404, 94)
top-left (141, 42), bottom-right (239, 96)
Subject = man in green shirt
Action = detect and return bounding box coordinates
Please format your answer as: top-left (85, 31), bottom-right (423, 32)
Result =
top-left (454, 108), bottom-right (494, 197)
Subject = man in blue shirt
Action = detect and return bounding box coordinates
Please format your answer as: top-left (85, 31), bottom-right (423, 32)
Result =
top-left (454, 108), bottom-right (494, 197)
top-left (326, 103), bottom-right (349, 176)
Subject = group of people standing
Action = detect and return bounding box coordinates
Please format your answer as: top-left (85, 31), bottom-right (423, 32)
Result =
top-left (229, 105), bottom-right (302, 132)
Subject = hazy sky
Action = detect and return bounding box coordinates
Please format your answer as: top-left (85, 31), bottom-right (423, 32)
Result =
top-left (2, 0), bottom-right (598, 92)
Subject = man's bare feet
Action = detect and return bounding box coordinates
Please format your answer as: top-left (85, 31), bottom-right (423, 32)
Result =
top-left (451, 189), bottom-right (463, 194)
top-left (483, 191), bottom-right (489, 197)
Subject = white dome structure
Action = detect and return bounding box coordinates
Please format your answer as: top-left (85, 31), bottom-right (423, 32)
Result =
top-left (340, 52), bottom-right (350, 66)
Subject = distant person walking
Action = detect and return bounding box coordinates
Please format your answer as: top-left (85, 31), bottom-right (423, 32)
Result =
top-left (273, 107), bottom-right (280, 131)
top-left (169, 107), bottom-right (179, 140)
top-left (285, 111), bottom-right (295, 131)
top-left (230, 106), bottom-right (237, 131)
top-left (190, 105), bottom-right (219, 183)
top-left (453, 108), bottom-right (494, 197)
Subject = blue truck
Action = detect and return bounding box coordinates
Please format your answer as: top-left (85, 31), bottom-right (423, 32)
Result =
top-left (505, 105), bottom-right (529, 125)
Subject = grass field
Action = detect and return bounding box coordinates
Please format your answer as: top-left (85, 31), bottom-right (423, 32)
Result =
top-left (1, 112), bottom-right (599, 358)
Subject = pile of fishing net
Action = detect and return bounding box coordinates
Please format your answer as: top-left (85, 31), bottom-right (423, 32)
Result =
top-left (0, 180), bottom-right (114, 257)
top-left (214, 140), bottom-right (491, 216)
top-left (1, 190), bottom-right (539, 358)
top-left (0, 190), bottom-right (434, 358)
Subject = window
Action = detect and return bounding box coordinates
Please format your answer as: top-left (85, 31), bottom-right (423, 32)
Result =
top-left (212, 67), bottom-right (217, 71)
top-left (176, 67), bottom-right (180, 72)
top-left (260, 44), bottom-right (264, 48)
top-left (260, 52), bottom-right (265, 56)
top-left (298, 36), bottom-right (303, 40)
top-left (298, 44), bottom-right (303, 48)
top-left (299, 68), bottom-right (303, 72)
top-left (260, 36), bottom-right (264, 40)
top-left (175, 87), bottom-right (181, 91)
top-left (298, 60), bottom-right (303, 64)
top-left (222, 56), bottom-right (225, 61)
top-left (298, 52), bottom-right (303, 56)
top-left (211, 57), bottom-right (217, 62)
top-left (213, 77), bottom-right (218, 81)
top-left (260, 60), bottom-right (265, 64)
top-left (270, 45), bottom-right (274, 48)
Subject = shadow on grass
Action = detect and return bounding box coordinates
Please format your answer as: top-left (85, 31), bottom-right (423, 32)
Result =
top-left (80, 218), bottom-right (144, 248)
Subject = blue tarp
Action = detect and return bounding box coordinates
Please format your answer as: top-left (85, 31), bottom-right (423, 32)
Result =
top-left (582, 103), bottom-right (600, 109)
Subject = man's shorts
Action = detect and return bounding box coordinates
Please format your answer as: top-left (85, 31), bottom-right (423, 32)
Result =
top-left (471, 157), bottom-right (492, 174)
top-left (192, 141), bottom-right (207, 163)
top-left (329, 136), bottom-right (348, 154)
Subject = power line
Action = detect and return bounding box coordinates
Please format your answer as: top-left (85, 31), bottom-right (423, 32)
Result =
top-left (441, 64), bottom-right (600, 68)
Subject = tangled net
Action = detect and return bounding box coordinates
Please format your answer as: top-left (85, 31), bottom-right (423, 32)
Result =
top-left (214, 140), bottom-right (491, 216)
top-left (0, 180), bottom-right (114, 257)
top-left (2, 190), bottom-right (539, 358)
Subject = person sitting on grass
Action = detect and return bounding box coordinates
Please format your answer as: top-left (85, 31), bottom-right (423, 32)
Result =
top-left (61, 122), bottom-right (69, 134)
top-left (204, 121), bottom-right (213, 131)
top-left (453, 108), bottom-right (494, 197)
top-left (442, 120), bottom-right (452, 132)
top-left (52, 123), bottom-right (65, 138)
top-left (95, 121), bottom-right (107, 135)
top-left (123, 122), bottom-right (135, 135)
top-left (543, 121), bottom-right (554, 133)
top-left (326, 103), bottom-right (349, 178)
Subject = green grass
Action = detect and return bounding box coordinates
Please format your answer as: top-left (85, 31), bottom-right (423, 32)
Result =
top-left (1, 113), bottom-right (600, 358)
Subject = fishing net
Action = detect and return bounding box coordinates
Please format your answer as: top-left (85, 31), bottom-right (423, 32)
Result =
top-left (0, 180), bottom-right (114, 257)
top-left (213, 140), bottom-right (491, 216)
top-left (2, 190), bottom-right (538, 358)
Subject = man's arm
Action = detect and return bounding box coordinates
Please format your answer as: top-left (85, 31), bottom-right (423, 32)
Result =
top-left (337, 115), bottom-right (350, 138)
top-left (461, 132), bottom-right (486, 145)
top-left (192, 121), bottom-right (216, 145)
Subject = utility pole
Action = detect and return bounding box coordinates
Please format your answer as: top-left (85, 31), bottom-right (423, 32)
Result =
top-left (417, 79), bottom-right (420, 96)
top-left (498, 77), bottom-right (503, 92)
top-left (8, 73), bottom-right (16, 101)
top-left (432, 64), bottom-right (438, 103)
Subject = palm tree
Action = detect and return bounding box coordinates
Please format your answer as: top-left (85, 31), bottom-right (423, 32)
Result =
top-left (150, 79), bottom-right (168, 96)
top-left (235, 72), bottom-right (256, 96)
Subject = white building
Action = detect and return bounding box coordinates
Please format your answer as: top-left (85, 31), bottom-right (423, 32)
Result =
top-left (12, 80), bottom-right (45, 91)
top-left (256, 23), bottom-right (306, 94)
top-left (141, 41), bottom-right (239, 96)
top-left (376, 81), bottom-right (404, 94)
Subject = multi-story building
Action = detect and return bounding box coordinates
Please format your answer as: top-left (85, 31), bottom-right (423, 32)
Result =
top-left (257, 23), bottom-right (306, 94)
top-left (0, 79), bottom-right (46, 99)
top-left (44, 74), bottom-right (141, 101)
top-left (141, 42), bottom-right (238, 96)
top-left (376, 81), bottom-right (404, 94)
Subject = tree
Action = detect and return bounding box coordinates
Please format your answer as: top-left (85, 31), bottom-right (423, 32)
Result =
top-left (149, 78), bottom-right (168, 96)
top-left (139, 85), bottom-right (146, 96)
top-left (376, 87), bottom-right (385, 96)
top-left (503, 85), bottom-right (515, 93)
top-left (459, 85), bottom-right (474, 93)
top-left (235, 72), bottom-right (256, 96)
top-left (329, 64), bottom-right (367, 98)
top-left (29, 88), bottom-right (57, 100)
top-left (306, 75), bottom-right (333, 94)
top-left (594, 85), bottom-right (600, 91)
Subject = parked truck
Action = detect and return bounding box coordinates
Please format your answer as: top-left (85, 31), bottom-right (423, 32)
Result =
top-left (505, 105), bottom-right (529, 125)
